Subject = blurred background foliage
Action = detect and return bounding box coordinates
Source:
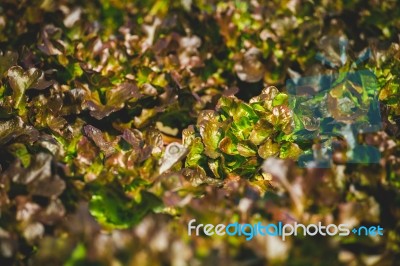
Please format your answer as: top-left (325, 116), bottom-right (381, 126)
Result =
top-left (0, 0), bottom-right (400, 265)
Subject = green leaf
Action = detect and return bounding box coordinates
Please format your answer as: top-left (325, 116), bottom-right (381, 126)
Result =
top-left (7, 66), bottom-right (41, 108)
top-left (185, 137), bottom-right (205, 167)
top-left (198, 111), bottom-right (223, 159)
top-left (258, 138), bottom-right (279, 159)
top-left (218, 96), bottom-right (258, 123)
top-left (237, 142), bottom-right (256, 157)
top-left (219, 136), bottom-right (238, 155)
top-left (230, 118), bottom-right (253, 140)
top-left (249, 119), bottom-right (274, 145)
top-left (89, 184), bottom-right (162, 229)
top-left (223, 154), bottom-right (246, 172)
top-left (266, 105), bottom-right (293, 134)
top-left (208, 158), bottom-right (225, 179)
top-left (279, 142), bottom-right (303, 159)
top-left (85, 82), bottom-right (141, 119)
top-left (235, 156), bottom-right (259, 178)
top-left (272, 93), bottom-right (288, 106)
top-left (65, 243), bottom-right (86, 266)
top-left (7, 143), bottom-right (31, 167)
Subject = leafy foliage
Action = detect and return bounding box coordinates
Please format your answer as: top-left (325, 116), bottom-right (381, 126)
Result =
top-left (184, 86), bottom-right (301, 181)
top-left (0, 0), bottom-right (400, 265)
